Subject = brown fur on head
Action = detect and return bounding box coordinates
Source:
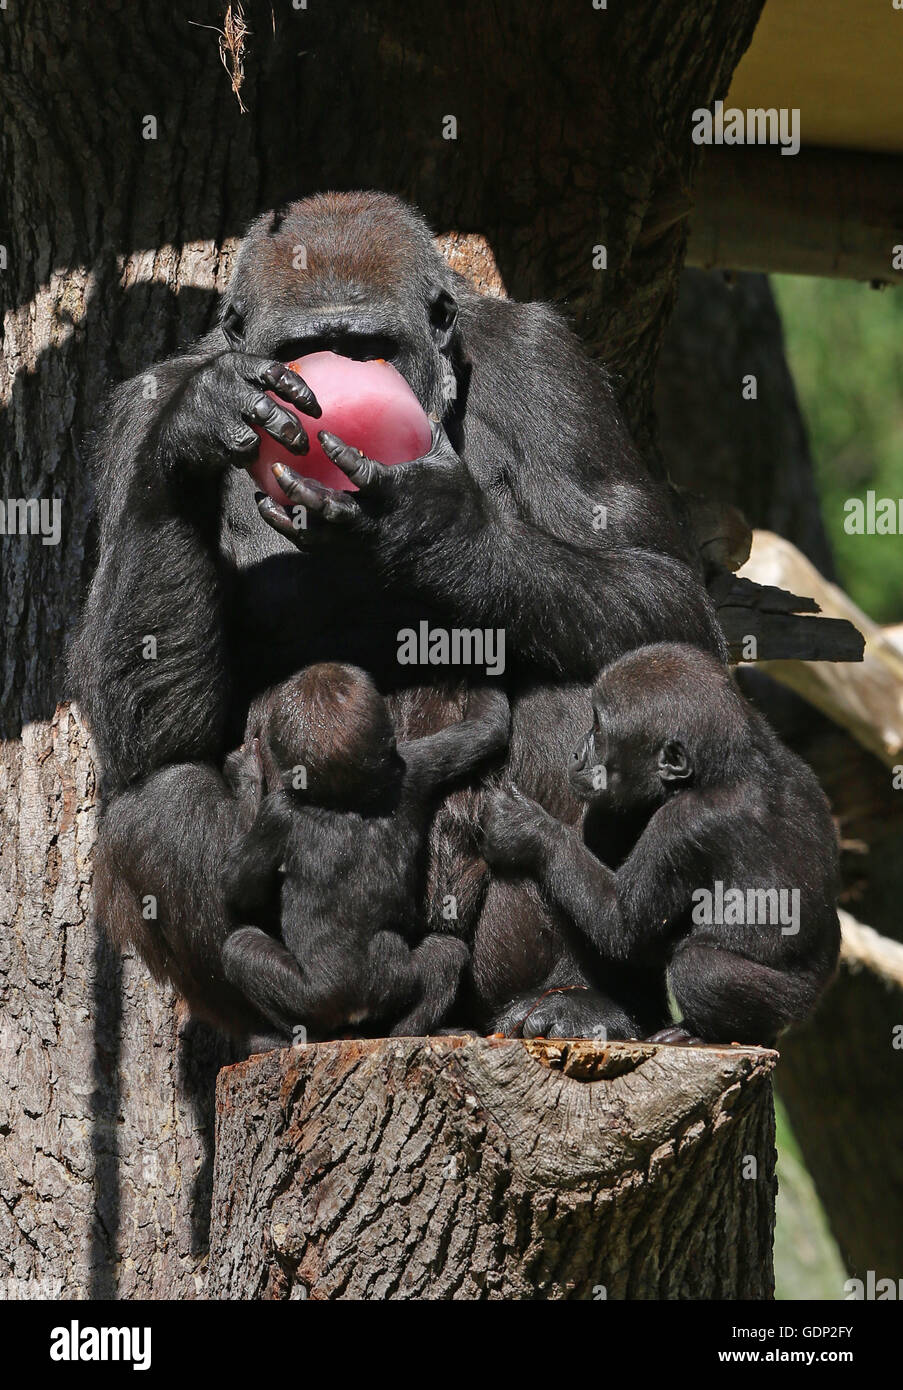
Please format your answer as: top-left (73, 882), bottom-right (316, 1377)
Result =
top-left (261, 662), bottom-right (398, 809)
top-left (222, 191), bottom-right (461, 416)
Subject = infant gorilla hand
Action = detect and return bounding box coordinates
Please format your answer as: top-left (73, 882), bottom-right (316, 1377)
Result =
top-left (481, 783), bottom-right (550, 872)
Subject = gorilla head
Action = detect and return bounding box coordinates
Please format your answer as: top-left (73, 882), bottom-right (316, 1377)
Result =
top-left (568, 642), bottom-right (750, 814)
top-left (222, 192), bottom-right (460, 415)
top-left (257, 662), bottom-right (401, 811)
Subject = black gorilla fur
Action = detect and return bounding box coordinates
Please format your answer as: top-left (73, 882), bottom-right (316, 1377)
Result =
top-left (71, 191), bottom-right (729, 1041)
top-left (483, 643), bottom-right (841, 1044)
top-left (220, 665), bottom-right (509, 1039)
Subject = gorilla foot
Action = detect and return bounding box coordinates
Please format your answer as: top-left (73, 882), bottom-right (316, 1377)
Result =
top-left (493, 985), bottom-right (641, 1041)
top-left (646, 1025), bottom-right (707, 1045)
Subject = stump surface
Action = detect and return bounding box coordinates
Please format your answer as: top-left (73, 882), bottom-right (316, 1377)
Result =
top-left (208, 1036), bottom-right (777, 1300)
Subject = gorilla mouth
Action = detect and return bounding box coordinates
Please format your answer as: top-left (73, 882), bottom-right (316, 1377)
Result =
top-left (274, 332), bottom-right (399, 364)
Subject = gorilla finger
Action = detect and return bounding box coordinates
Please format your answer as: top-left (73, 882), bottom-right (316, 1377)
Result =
top-left (229, 423), bottom-right (265, 458)
top-left (318, 431), bottom-right (390, 492)
top-left (260, 360), bottom-right (322, 418)
top-left (427, 419), bottom-right (459, 463)
top-left (256, 492), bottom-right (306, 541)
top-left (270, 463), bottom-right (358, 525)
top-left (521, 1005), bottom-right (561, 1040)
top-left (248, 393), bottom-right (310, 453)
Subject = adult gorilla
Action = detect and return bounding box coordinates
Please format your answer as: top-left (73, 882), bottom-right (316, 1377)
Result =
top-left (72, 191), bottom-right (726, 1042)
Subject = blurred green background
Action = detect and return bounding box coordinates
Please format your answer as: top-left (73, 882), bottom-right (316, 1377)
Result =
top-left (767, 274), bottom-right (903, 1297)
top-left (773, 275), bottom-right (903, 623)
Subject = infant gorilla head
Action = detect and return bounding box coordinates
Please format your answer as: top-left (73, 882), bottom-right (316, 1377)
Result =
top-left (257, 661), bottom-right (401, 810)
top-left (568, 642), bottom-right (752, 812)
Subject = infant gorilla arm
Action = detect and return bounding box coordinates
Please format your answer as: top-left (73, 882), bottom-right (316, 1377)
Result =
top-left (222, 664), bottom-right (509, 1039)
top-left (484, 643), bottom-right (841, 1046)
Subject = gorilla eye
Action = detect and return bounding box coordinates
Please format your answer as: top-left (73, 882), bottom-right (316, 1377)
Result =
top-left (429, 291), bottom-right (458, 340)
top-left (222, 303), bottom-right (245, 348)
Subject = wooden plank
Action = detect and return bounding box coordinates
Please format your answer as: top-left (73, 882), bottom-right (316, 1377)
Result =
top-left (738, 531), bottom-right (903, 765)
top-left (687, 146), bottom-right (903, 285)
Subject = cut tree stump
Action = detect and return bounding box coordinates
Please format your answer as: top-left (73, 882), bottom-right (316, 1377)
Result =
top-left (207, 1036), bottom-right (777, 1301)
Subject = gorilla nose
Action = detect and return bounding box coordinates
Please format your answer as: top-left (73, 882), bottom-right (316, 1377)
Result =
top-left (571, 743), bottom-right (589, 772)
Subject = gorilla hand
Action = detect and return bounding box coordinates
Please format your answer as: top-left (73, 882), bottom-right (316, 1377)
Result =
top-left (481, 783), bottom-right (554, 873)
top-left (158, 353), bottom-right (320, 474)
top-left (254, 421), bottom-right (459, 543)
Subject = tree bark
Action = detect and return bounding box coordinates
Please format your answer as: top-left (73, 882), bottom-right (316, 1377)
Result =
top-left (1, 0), bottom-right (766, 1297)
top-left (208, 1037), bottom-right (777, 1300)
top-left (0, 705), bottom-right (240, 1299)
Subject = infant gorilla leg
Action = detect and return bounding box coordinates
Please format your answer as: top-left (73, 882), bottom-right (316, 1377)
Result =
top-left (374, 933), bottom-right (470, 1037)
top-left (668, 941), bottom-right (819, 1046)
top-left (224, 927), bottom-right (468, 1039)
top-left (222, 926), bottom-right (310, 1038)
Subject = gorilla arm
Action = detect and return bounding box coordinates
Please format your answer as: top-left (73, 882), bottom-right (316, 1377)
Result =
top-left (261, 428), bottom-right (726, 682)
top-left (221, 791), bottom-right (293, 922)
top-left (70, 346), bottom-right (319, 790)
top-left (482, 784), bottom-right (738, 964)
top-left (398, 685), bottom-right (510, 795)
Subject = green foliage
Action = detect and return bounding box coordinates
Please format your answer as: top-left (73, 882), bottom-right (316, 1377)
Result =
top-left (773, 1096), bottom-right (846, 1300)
top-left (772, 275), bottom-right (903, 622)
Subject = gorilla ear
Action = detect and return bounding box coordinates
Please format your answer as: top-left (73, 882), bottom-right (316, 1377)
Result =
top-left (429, 290), bottom-right (458, 349)
top-left (657, 739), bottom-right (692, 784)
top-left (222, 302), bottom-right (245, 348)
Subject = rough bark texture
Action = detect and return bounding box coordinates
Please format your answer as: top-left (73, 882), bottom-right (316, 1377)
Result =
top-left (656, 269), bottom-right (834, 575)
top-left (656, 268), bottom-right (903, 1279)
top-left (776, 956), bottom-right (903, 1282)
top-left (1, 1), bottom-right (767, 1297)
top-left (208, 1037), bottom-right (777, 1300)
top-left (0, 704), bottom-right (241, 1298)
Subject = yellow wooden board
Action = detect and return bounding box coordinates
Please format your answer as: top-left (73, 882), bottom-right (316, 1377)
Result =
top-left (727, 0), bottom-right (903, 155)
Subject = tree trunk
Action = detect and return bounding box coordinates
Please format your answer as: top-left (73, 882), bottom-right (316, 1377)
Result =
top-left (777, 921), bottom-right (903, 1283)
top-left (1, 1), bottom-right (765, 1297)
top-left (208, 1038), bottom-right (777, 1300)
top-left (0, 705), bottom-right (240, 1299)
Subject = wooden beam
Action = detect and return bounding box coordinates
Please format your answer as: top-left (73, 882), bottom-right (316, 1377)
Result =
top-left (739, 530), bottom-right (903, 765)
top-left (687, 146), bottom-right (903, 285)
top-left (709, 564), bottom-right (865, 665)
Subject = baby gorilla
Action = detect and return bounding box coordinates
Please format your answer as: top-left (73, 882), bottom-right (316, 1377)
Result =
top-left (222, 663), bottom-right (509, 1039)
top-left (483, 643), bottom-right (840, 1045)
